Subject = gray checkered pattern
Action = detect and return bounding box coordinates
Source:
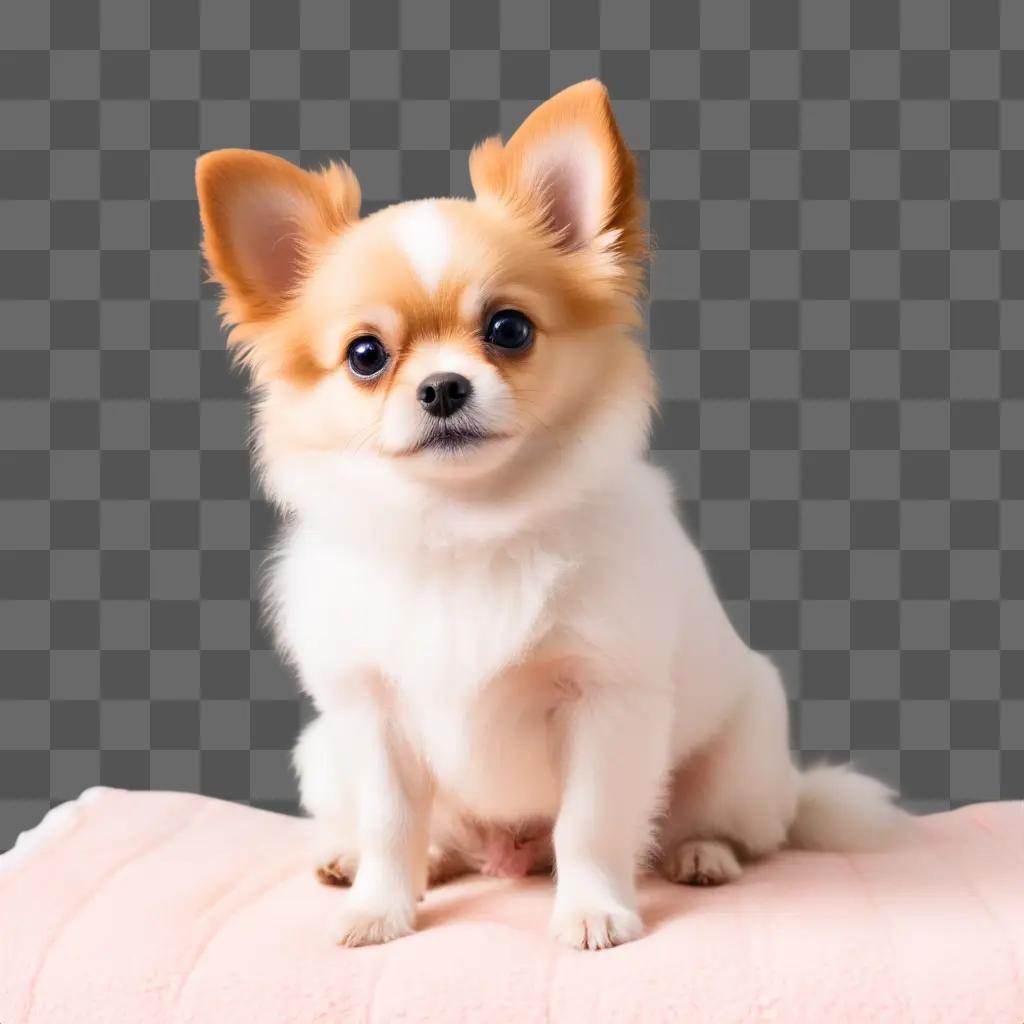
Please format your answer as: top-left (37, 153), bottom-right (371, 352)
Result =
top-left (1, 0), bottom-right (1023, 851)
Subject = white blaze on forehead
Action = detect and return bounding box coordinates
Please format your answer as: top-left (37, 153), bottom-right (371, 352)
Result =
top-left (395, 202), bottom-right (452, 294)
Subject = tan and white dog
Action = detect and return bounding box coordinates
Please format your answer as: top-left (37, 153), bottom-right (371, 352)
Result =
top-left (196, 81), bottom-right (906, 951)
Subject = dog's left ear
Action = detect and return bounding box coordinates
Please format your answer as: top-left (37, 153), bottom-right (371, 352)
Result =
top-left (469, 80), bottom-right (643, 266)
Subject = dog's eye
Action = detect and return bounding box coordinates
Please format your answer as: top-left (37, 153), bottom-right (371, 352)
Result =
top-left (346, 335), bottom-right (389, 379)
top-left (484, 309), bottom-right (534, 351)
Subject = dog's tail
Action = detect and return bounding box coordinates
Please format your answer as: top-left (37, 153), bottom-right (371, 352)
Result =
top-left (788, 762), bottom-right (910, 852)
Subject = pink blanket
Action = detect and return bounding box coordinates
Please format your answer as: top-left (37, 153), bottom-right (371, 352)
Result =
top-left (1, 789), bottom-right (1021, 1023)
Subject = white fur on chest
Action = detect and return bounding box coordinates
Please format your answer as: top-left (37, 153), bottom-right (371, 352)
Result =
top-left (272, 525), bottom-right (573, 701)
top-left (272, 458), bottom-right (737, 823)
top-left (273, 523), bottom-right (577, 820)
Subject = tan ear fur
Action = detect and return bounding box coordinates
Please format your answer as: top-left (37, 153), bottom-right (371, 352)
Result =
top-left (469, 80), bottom-right (644, 267)
top-left (196, 149), bottom-right (361, 326)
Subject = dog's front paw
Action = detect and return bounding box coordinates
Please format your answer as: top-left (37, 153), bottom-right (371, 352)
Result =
top-left (550, 900), bottom-right (642, 951)
top-left (333, 899), bottom-right (414, 947)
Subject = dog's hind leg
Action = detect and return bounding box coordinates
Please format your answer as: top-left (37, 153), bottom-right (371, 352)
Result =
top-left (658, 653), bottom-right (798, 884)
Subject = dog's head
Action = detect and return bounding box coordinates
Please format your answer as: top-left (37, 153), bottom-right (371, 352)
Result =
top-left (196, 81), bottom-right (654, 519)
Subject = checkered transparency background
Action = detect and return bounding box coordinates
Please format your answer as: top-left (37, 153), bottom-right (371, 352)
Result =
top-left (2, 0), bottom-right (1024, 850)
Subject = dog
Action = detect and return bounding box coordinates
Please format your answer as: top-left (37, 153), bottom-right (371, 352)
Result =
top-left (196, 80), bottom-right (906, 951)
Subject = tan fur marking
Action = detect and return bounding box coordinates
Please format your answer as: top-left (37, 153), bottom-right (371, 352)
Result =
top-left (195, 148), bottom-right (360, 355)
top-left (199, 83), bottom-right (655, 473)
top-left (469, 80), bottom-right (645, 272)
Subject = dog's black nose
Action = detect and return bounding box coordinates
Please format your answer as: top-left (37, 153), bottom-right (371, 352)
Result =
top-left (417, 372), bottom-right (472, 418)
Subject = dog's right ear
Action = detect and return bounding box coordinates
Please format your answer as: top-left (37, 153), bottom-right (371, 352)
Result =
top-left (469, 80), bottom-right (643, 269)
top-left (196, 149), bottom-right (360, 326)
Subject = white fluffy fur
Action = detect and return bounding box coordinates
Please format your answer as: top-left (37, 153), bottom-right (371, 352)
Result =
top-left (275, 385), bottom-right (906, 949)
top-left (789, 762), bottom-right (907, 852)
top-left (226, 95), bottom-right (909, 951)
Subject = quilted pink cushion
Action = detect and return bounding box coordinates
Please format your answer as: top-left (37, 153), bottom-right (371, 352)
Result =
top-left (1, 788), bottom-right (1022, 1023)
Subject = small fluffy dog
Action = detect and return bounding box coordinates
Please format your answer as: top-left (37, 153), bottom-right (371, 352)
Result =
top-left (196, 81), bottom-right (905, 950)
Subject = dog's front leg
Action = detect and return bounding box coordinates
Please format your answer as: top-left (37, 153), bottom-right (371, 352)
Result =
top-left (329, 692), bottom-right (431, 946)
top-left (550, 677), bottom-right (672, 950)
